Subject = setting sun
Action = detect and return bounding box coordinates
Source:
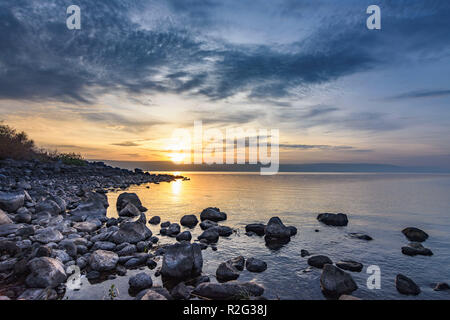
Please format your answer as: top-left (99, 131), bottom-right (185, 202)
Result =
top-left (168, 152), bottom-right (187, 163)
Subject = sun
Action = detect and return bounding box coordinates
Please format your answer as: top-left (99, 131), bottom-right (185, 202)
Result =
top-left (168, 152), bottom-right (186, 164)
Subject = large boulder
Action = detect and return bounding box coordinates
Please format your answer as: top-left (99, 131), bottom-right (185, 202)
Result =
top-left (0, 209), bottom-right (12, 225)
top-left (110, 214), bottom-right (152, 244)
top-left (216, 261), bottom-right (240, 282)
top-left (116, 193), bottom-right (143, 212)
top-left (200, 207), bottom-right (227, 222)
top-left (395, 274), bottom-right (421, 295)
top-left (161, 242), bottom-right (203, 280)
top-left (308, 255), bottom-right (333, 269)
top-left (192, 281), bottom-right (264, 300)
top-left (70, 192), bottom-right (108, 219)
top-left (198, 228), bottom-right (219, 243)
top-left (180, 215), bottom-right (199, 228)
top-left (89, 250), bottom-right (119, 271)
top-left (25, 257), bottom-right (67, 288)
top-left (317, 213), bottom-right (348, 226)
top-left (320, 264), bottom-right (358, 298)
top-left (264, 217), bottom-right (291, 247)
top-left (401, 227), bottom-right (428, 242)
top-left (119, 203), bottom-right (141, 217)
top-left (0, 191), bottom-right (25, 212)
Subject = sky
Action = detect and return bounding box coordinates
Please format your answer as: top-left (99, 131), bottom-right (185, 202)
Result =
top-left (1, 0), bottom-right (450, 167)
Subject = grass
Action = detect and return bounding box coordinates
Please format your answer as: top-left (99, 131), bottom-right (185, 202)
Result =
top-left (0, 122), bottom-right (86, 165)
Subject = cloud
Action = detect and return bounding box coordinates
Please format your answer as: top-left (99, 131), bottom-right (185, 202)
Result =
top-left (111, 141), bottom-right (141, 147)
top-left (386, 89), bottom-right (450, 100)
top-left (279, 143), bottom-right (372, 152)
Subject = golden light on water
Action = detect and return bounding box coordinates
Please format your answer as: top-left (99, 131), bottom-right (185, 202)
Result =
top-left (171, 178), bottom-right (182, 194)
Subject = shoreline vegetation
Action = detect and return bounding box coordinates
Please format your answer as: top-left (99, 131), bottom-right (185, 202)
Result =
top-left (1, 124), bottom-right (447, 300)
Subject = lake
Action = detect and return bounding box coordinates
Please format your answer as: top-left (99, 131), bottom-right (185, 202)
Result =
top-left (65, 172), bottom-right (450, 300)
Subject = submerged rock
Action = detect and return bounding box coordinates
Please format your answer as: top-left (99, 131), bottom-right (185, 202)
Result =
top-left (161, 242), bottom-right (203, 280)
top-left (176, 231), bottom-right (192, 242)
top-left (149, 216), bottom-right (161, 225)
top-left (180, 214), bottom-right (199, 228)
top-left (320, 264), bottom-right (358, 298)
top-left (246, 258), bottom-right (267, 273)
top-left (200, 207), bottom-right (227, 222)
top-left (198, 228), bottom-right (220, 243)
top-left (433, 282), bottom-right (450, 291)
top-left (216, 261), bottom-right (240, 282)
top-left (200, 220), bottom-right (218, 230)
top-left (245, 224), bottom-right (266, 236)
top-left (402, 227), bottom-right (429, 242)
top-left (317, 213), bottom-right (348, 226)
top-left (308, 255), bottom-right (333, 269)
top-left (25, 257), bottom-right (67, 288)
top-left (229, 256), bottom-right (245, 271)
top-left (348, 233), bottom-right (373, 241)
top-left (395, 274), bottom-right (421, 295)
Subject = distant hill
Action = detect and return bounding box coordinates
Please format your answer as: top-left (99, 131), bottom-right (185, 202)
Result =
top-left (95, 161), bottom-right (450, 173)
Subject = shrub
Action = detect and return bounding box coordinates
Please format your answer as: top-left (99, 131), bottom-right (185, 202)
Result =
top-left (56, 152), bottom-right (86, 166)
top-left (0, 123), bottom-right (37, 160)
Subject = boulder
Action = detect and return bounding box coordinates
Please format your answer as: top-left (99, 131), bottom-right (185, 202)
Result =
top-left (110, 214), bottom-right (152, 244)
top-left (320, 264), bottom-right (358, 298)
top-left (336, 260), bottom-right (363, 272)
top-left (217, 226), bottom-right (233, 237)
top-left (161, 242), bottom-right (203, 280)
top-left (89, 250), bottom-right (119, 271)
top-left (161, 221), bottom-right (170, 228)
top-left (166, 223), bottom-right (181, 237)
top-left (308, 255), bottom-right (333, 269)
top-left (216, 261), bottom-right (240, 282)
top-left (31, 228), bottom-right (64, 244)
top-left (245, 224), bottom-right (266, 236)
top-left (25, 257), bottom-right (67, 288)
top-left (229, 256), bottom-right (245, 271)
top-left (149, 216), bottom-right (161, 225)
top-left (192, 281), bottom-right (264, 300)
top-left (0, 191), bottom-right (25, 212)
top-left (245, 258), bottom-right (267, 273)
top-left (0, 209), bottom-right (12, 225)
top-left (395, 274), bottom-right (421, 295)
top-left (200, 220), bottom-right (218, 230)
top-left (264, 217), bottom-right (291, 239)
top-left (129, 272), bottom-right (153, 292)
top-left (198, 228), bottom-right (219, 243)
top-left (35, 199), bottom-right (62, 216)
top-left (402, 227), bottom-right (429, 242)
top-left (180, 214), bottom-right (199, 228)
top-left (73, 220), bottom-right (101, 233)
top-left (200, 207), bottom-right (227, 222)
top-left (176, 231), bottom-right (192, 242)
top-left (119, 203), bottom-right (141, 217)
top-left (70, 192), bottom-right (108, 219)
top-left (317, 213), bottom-right (348, 226)
top-left (401, 242), bottom-right (433, 256)
top-left (116, 193), bottom-right (143, 212)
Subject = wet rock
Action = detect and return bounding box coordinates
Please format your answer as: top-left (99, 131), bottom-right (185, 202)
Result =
top-left (110, 214), bottom-right (152, 244)
top-left (136, 240), bottom-right (152, 252)
top-left (116, 193), bottom-right (143, 212)
top-left (171, 282), bottom-right (192, 300)
top-left (396, 274), bottom-right (421, 295)
top-left (198, 228), bottom-right (219, 243)
top-left (216, 261), bottom-right (240, 282)
top-left (200, 219), bottom-right (218, 230)
top-left (0, 191), bottom-right (25, 212)
top-left (180, 214), bottom-right (199, 228)
top-left (89, 250), bottom-right (119, 271)
top-left (92, 241), bottom-right (116, 251)
top-left (140, 290), bottom-right (168, 300)
top-left (0, 223), bottom-right (24, 236)
top-left (401, 242), bottom-right (433, 256)
top-left (149, 216), bottom-right (161, 225)
top-left (402, 227), bottom-right (429, 242)
top-left (264, 217), bottom-right (291, 240)
top-left (161, 221), bottom-right (170, 228)
top-left (16, 225), bottom-right (35, 237)
top-left (320, 264), bottom-right (358, 298)
top-left (147, 259), bottom-right (157, 269)
top-left (0, 209), bottom-right (13, 225)
top-left (200, 207), bottom-right (227, 222)
top-left (245, 224), bottom-right (266, 236)
top-left (31, 228), bottom-right (64, 244)
top-left (348, 233), bottom-right (373, 241)
top-left (73, 220), bottom-right (101, 233)
top-left (287, 226), bottom-right (297, 236)
top-left (166, 223), bottom-right (181, 237)
top-left (26, 257), bottom-right (67, 288)
top-left (433, 282), bottom-right (450, 291)
top-left (176, 231), bottom-right (192, 242)
top-left (106, 218), bottom-right (118, 227)
top-left (246, 258), bottom-right (267, 273)
top-left (86, 270), bottom-right (100, 280)
top-left (336, 260), bottom-right (363, 272)
top-left (161, 242), bottom-right (203, 280)
top-left (217, 226), bottom-right (233, 237)
top-left (35, 199), bottom-right (62, 216)
top-left (229, 256), bottom-right (245, 271)
top-left (35, 245), bottom-right (52, 257)
top-left (129, 272), bottom-right (153, 292)
top-left (192, 281), bottom-right (264, 300)
top-left (117, 244), bottom-right (137, 256)
top-left (308, 255), bottom-right (333, 269)
top-left (15, 212), bottom-right (32, 224)
top-left (70, 192), bottom-right (108, 219)
top-left (76, 257), bottom-right (88, 269)
top-left (317, 213), bottom-right (348, 226)
top-left (301, 249), bottom-right (310, 257)
top-left (119, 203), bottom-right (141, 217)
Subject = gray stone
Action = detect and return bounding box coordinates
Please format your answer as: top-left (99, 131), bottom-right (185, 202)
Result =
top-left (320, 264), bottom-right (358, 298)
top-left (89, 250), bottom-right (119, 271)
top-left (0, 191), bottom-right (25, 212)
top-left (336, 260), bottom-right (363, 272)
top-left (245, 258), bottom-right (267, 273)
top-left (200, 219), bottom-right (218, 230)
top-left (0, 209), bottom-right (13, 225)
top-left (116, 193), bottom-right (142, 212)
top-left (396, 274), bottom-right (421, 295)
top-left (317, 213), bottom-right (348, 226)
top-left (192, 281), bottom-right (264, 300)
top-left (180, 214), bottom-right (199, 228)
top-left (401, 242), bottom-right (433, 256)
top-left (110, 214), bottom-right (152, 244)
top-left (245, 224), bottom-right (266, 236)
top-left (216, 261), bottom-right (240, 282)
top-left (198, 228), bottom-right (219, 243)
top-left (402, 227), bottom-right (429, 242)
top-left (149, 216), bottom-right (161, 225)
top-left (176, 231), bottom-right (192, 242)
top-left (161, 242), bottom-right (203, 279)
top-left (25, 257), bottom-right (67, 288)
top-left (140, 290), bottom-right (168, 300)
top-left (308, 255), bottom-right (333, 269)
top-left (31, 228), bottom-right (64, 244)
top-left (200, 207), bottom-right (227, 222)
top-left (129, 272), bottom-right (153, 292)
top-left (119, 203), bottom-right (141, 217)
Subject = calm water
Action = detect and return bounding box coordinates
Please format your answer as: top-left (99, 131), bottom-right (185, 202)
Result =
top-left (65, 172), bottom-right (450, 300)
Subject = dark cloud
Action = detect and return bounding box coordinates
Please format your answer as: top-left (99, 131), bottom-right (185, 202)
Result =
top-left (111, 141), bottom-right (141, 147)
top-left (386, 89), bottom-right (450, 100)
top-left (279, 143), bottom-right (373, 152)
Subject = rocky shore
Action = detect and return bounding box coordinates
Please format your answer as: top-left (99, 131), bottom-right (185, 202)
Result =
top-left (0, 159), bottom-right (448, 300)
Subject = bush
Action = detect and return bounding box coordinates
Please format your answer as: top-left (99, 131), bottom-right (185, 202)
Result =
top-left (56, 152), bottom-right (86, 166)
top-left (0, 123), bottom-right (37, 160)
